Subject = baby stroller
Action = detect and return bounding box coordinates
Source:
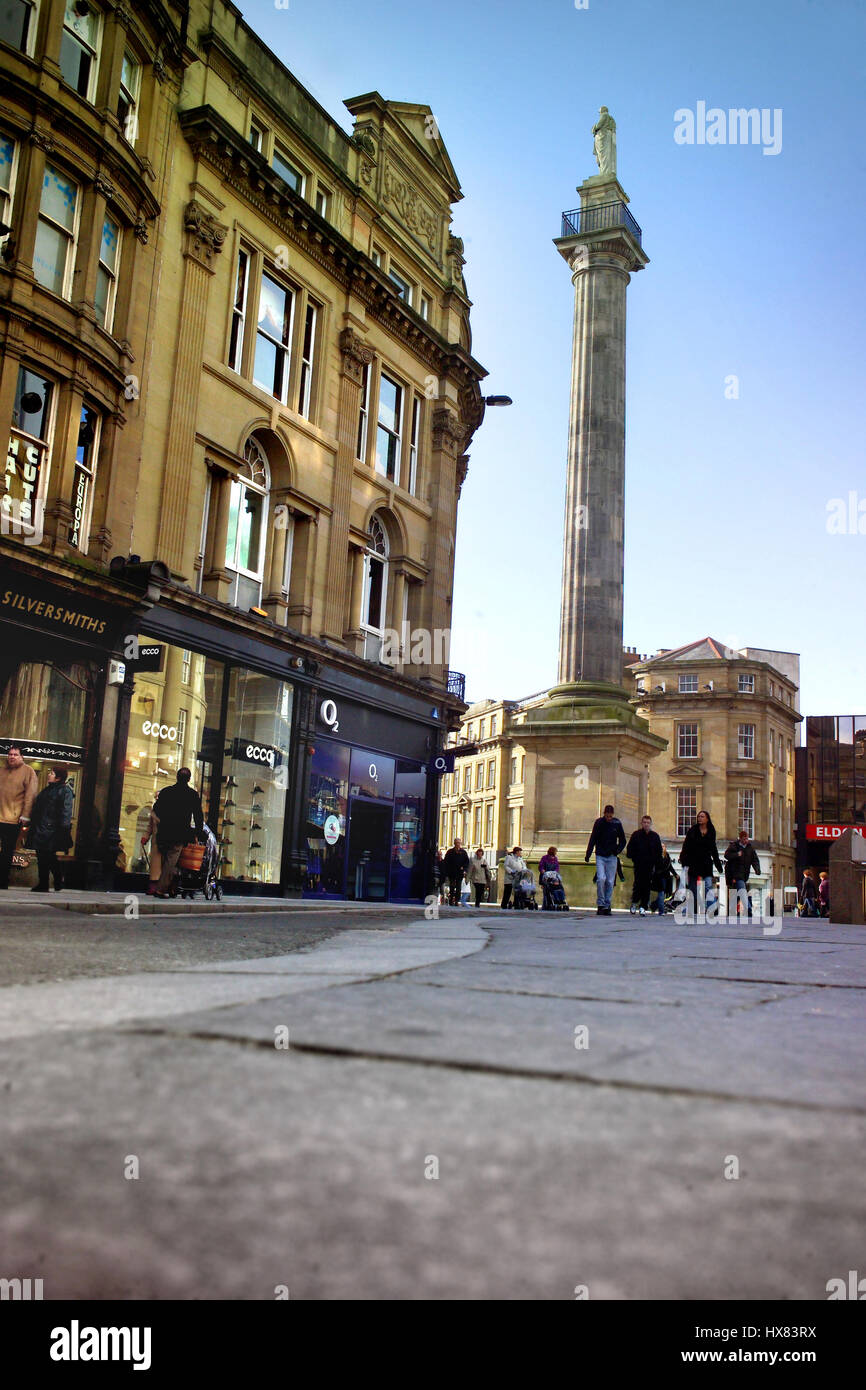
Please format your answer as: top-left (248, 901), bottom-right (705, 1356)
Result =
top-left (541, 869), bottom-right (569, 911)
top-left (512, 871), bottom-right (538, 910)
top-left (174, 824), bottom-right (222, 901)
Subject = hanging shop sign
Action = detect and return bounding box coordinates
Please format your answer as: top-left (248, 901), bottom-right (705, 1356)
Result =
top-left (806, 824), bottom-right (866, 840)
top-left (0, 573), bottom-right (120, 641)
top-left (230, 738), bottom-right (283, 769)
top-left (0, 737), bottom-right (85, 764)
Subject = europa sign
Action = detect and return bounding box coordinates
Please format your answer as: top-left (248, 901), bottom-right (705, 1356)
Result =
top-left (806, 824), bottom-right (866, 841)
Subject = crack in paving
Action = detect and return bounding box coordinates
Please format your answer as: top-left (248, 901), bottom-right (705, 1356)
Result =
top-left (120, 1025), bottom-right (866, 1117)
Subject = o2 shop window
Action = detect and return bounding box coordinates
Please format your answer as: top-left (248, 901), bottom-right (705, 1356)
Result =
top-left (349, 748), bottom-right (394, 800)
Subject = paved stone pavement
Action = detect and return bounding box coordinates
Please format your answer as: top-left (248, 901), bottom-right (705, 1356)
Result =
top-left (0, 905), bottom-right (864, 1300)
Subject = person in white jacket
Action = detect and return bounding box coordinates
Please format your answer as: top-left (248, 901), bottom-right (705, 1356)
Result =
top-left (501, 846), bottom-right (527, 909)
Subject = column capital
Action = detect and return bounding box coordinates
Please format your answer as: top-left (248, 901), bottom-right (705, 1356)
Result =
top-left (183, 201), bottom-right (228, 269)
top-left (431, 407), bottom-right (464, 461)
top-left (339, 328), bottom-right (375, 384)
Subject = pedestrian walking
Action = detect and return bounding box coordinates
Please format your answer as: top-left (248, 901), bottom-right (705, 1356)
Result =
top-left (26, 765), bottom-right (74, 892)
top-left (441, 837), bottom-right (469, 906)
top-left (432, 847), bottom-right (444, 904)
top-left (0, 745), bottom-right (38, 889)
top-left (152, 768), bottom-right (205, 898)
top-left (467, 848), bottom-right (492, 907)
top-left (818, 870), bottom-right (830, 918)
top-left (585, 804), bottom-right (626, 915)
top-left (651, 848), bottom-right (678, 914)
top-left (679, 810), bottom-right (723, 911)
top-left (140, 805), bottom-right (163, 896)
top-left (626, 816), bottom-right (663, 916)
top-left (724, 829), bottom-right (761, 917)
top-left (501, 845), bottom-right (526, 909)
top-left (799, 868), bottom-right (819, 917)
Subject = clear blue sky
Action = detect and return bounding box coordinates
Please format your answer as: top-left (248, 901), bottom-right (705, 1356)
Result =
top-left (246, 0), bottom-right (865, 721)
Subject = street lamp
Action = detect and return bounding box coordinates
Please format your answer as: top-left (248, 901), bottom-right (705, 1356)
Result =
top-left (483, 395), bottom-right (513, 407)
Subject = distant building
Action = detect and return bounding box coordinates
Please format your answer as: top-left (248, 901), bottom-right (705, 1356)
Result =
top-left (795, 716), bottom-right (866, 876)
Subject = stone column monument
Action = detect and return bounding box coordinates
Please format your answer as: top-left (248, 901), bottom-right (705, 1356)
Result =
top-left (517, 110), bottom-right (666, 906)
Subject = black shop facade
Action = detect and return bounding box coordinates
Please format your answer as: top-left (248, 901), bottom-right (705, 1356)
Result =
top-left (115, 597), bottom-right (446, 902)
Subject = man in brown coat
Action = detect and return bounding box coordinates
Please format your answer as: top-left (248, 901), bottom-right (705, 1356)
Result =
top-left (0, 746), bottom-right (38, 889)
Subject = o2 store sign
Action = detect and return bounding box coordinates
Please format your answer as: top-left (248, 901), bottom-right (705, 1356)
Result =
top-left (231, 737), bottom-right (282, 769)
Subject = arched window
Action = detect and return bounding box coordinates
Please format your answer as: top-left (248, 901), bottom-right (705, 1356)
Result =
top-left (225, 437), bottom-right (269, 609)
top-left (361, 514), bottom-right (388, 660)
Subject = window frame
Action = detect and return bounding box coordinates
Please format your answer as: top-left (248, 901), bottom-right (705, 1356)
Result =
top-left (738, 723), bottom-right (756, 760)
top-left (738, 673), bottom-right (755, 694)
top-left (357, 362), bottom-right (370, 463)
top-left (272, 143), bottom-right (305, 197)
top-left (297, 297), bottom-right (318, 419)
top-left (67, 400), bottom-right (100, 554)
top-left (408, 396), bottom-right (421, 494)
top-left (738, 788), bottom-right (755, 840)
top-left (360, 515), bottom-right (388, 644)
top-left (225, 441), bottom-right (270, 609)
top-left (59, 0), bottom-right (103, 104)
top-left (117, 49), bottom-right (141, 143)
top-left (375, 370), bottom-right (403, 482)
top-left (388, 265), bottom-right (414, 305)
top-left (314, 184), bottom-right (330, 219)
top-left (94, 213), bottom-right (120, 332)
top-left (5, 365), bottom-right (57, 536)
top-left (0, 0), bottom-right (38, 56)
top-left (253, 267), bottom-right (295, 406)
top-left (676, 786), bottom-right (697, 838)
top-left (34, 163), bottom-right (81, 300)
top-left (677, 722), bottom-right (699, 759)
top-left (678, 673), bottom-right (698, 693)
top-left (0, 130), bottom-right (20, 244)
top-left (228, 247), bottom-right (250, 374)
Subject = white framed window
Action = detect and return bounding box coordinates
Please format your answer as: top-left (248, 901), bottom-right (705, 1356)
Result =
top-left (34, 164), bottom-right (79, 299)
top-left (176, 708), bottom-right (187, 767)
top-left (389, 266), bottom-right (413, 305)
top-left (371, 244), bottom-right (384, 268)
top-left (0, 132), bottom-right (19, 244)
top-left (738, 723), bottom-right (755, 759)
top-left (94, 215), bottom-right (119, 330)
top-left (68, 402), bottom-right (99, 552)
top-left (408, 397), bottom-right (421, 494)
top-left (485, 803), bottom-right (494, 844)
top-left (298, 299), bottom-right (317, 418)
top-left (768, 731), bottom-right (775, 765)
top-left (510, 756), bottom-right (517, 784)
top-left (60, 0), bottom-right (102, 102)
top-left (117, 50), bottom-right (140, 142)
top-left (509, 808), bottom-right (521, 845)
top-left (475, 763), bottom-right (483, 790)
top-left (0, 0), bottom-right (37, 54)
top-left (419, 292), bottom-right (432, 322)
top-left (676, 787), bottom-right (697, 837)
top-left (677, 722), bottom-right (698, 758)
top-left (738, 789), bottom-right (755, 840)
top-left (360, 514), bottom-right (388, 658)
top-left (254, 270), bottom-right (293, 403)
top-left (520, 754), bottom-right (525, 781)
top-left (229, 248), bottom-right (250, 373)
top-left (272, 145), bottom-right (304, 195)
top-left (487, 759), bottom-right (495, 789)
top-left (180, 648), bottom-right (191, 685)
top-left (678, 673), bottom-right (698, 693)
top-left (248, 119), bottom-right (265, 153)
top-left (738, 673), bottom-right (755, 694)
top-left (479, 718), bottom-right (487, 741)
top-left (225, 438), bottom-right (269, 609)
top-left (357, 362), bottom-right (370, 462)
top-left (376, 372), bottom-right (402, 481)
top-left (4, 366), bottom-right (55, 536)
top-left (473, 805), bottom-right (482, 843)
top-left (315, 185), bottom-right (329, 218)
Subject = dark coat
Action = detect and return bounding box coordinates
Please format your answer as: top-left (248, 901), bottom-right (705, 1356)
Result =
top-left (152, 782), bottom-right (204, 848)
top-left (680, 823), bottom-right (723, 876)
top-left (442, 846), bottom-right (469, 879)
top-left (586, 816), bottom-right (626, 860)
top-left (626, 828), bottom-right (663, 872)
top-left (724, 838), bottom-right (761, 885)
top-left (27, 782), bottom-right (74, 851)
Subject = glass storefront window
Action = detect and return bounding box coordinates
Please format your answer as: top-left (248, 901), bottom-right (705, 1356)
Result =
top-left (220, 667), bottom-right (292, 885)
top-left (349, 747), bottom-right (395, 800)
top-left (120, 641), bottom-right (220, 876)
top-left (305, 741), bottom-right (350, 895)
top-left (391, 762), bottom-right (426, 900)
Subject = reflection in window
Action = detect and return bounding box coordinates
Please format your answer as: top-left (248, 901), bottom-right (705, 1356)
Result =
top-left (0, 0), bottom-right (36, 53)
top-left (225, 439), bottom-right (269, 609)
top-left (60, 0), bottom-right (101, 101)
top-left (34, 165), bottom-right (78, 298)
top-left (94, 216), bottom-right (119, 330)
top-left (68, 403), bottom-right (99, 551)
top-left (254, 272), bottom-right (293, 403)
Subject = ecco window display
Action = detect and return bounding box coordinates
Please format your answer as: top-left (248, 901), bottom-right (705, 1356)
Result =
top-left (220, 668), bottom-right (292, 885)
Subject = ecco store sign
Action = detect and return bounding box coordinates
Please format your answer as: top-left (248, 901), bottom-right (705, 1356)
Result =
top-left (231, 737), bottom-right (282, 769)
top-left (142, 720), bottom-right (177, 740)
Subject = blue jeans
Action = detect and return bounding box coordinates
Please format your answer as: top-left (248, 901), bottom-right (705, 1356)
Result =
top-left (653, 889), bottom-right (666, 913)
top-left (595, 854), bottom-right (617, 908)
top-left (687, 873), bottom-right (716, 910)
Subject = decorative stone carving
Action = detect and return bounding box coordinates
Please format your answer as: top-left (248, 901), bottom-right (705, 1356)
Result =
top-left (28, 129), bottom-right (54, 153)
top-left (456, 453), bottom-right (470, 498)
top-left (133, 214), bottom-right (149, 244)
top-left (431, 407), bottom-right (464, 461)
top-left (339, 328), bottom-right (375, 385)
top-left (382, 161), bottom-right (438, 253)
top-left (183, 200), bottom-right (227, 264)
top-left (353, 130), bottom-right (376, 156)
top-left (360, 161), bottom-right (373, 186)
top-left (94, 172), bottom-right (115, 201)
top-left (153, 53), bottom-right (167, 84)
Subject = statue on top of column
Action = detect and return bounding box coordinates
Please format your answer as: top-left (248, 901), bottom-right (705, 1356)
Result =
top-left (592, 107), bottom-right (617, 178)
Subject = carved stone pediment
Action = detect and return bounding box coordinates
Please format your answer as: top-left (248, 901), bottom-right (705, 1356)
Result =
top-left (382, 160), bottom-right (439, 255)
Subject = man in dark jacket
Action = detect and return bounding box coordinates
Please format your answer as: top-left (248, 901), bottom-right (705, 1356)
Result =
top-left (724, 829), bottom-right (761, 917)
top-left (585, 805), bottom-right (626, 915)
top-left (153, 768), bottom-right (204, 897)
top-left (626, 816), bottom-right (664, 916)
top-left (441, 838), bottom-right (469, 906)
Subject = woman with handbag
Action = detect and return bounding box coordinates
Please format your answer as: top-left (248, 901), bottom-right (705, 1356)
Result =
top-left (26, 765), bottom-right (74, 893)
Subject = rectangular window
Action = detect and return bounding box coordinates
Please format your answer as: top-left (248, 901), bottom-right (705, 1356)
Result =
top-left (676, 787), bottom-right (697, 837)
top-left (376, 373), bottom-right (402, 481)
top-left (769, 731), bottom-right (774, 765)
top-left (60, 0), bottom-right (101, 101)
top-left (491, 715), bottom-right (498, 737)
top-left (248, 121), bottom-right (264, 152)
top-left (678, 673), bottom-right (698, 693)
top-left (475, 763), bottom-right (483, 790)
top-left (473, 804), bottom-right (482, 844)
top-left (361, 551), bottom-right (385, 634)
top-left (450, 809), bottom-right (457, 841)
top-left (677, 722), bottom-right (698, 759)
top-left (419, 293), bottom-right (432, 322)
top-left (738, 723), bottom-right (755, 759)
top-left (738, 673), bottom-right (755, 693)
top-left (181, 649), bottom-right (191, 685)
top-left (510, 756), bottom-right (517, 784)
top-left (462, 765), bottom-right (470, 792)
top-left (389, 267), bottom-right (413, 305)
top-left (0, 0), bottom-right (36, 53)
top-left (176, 707), bottom-right (187, 768)
top-left (34, 165), bottom-right (79, 298)
top-left (487, 759), bottom-right (495, 789)
top-left (254, 272), bottom-right (293, 403)
top-left (315, 186), bottom-right (329, 218)
top-left (408, 397), bottom-right (420, 494)
top-left (229, 249), bottom-right (249, 373)
top-left (0, 132), bottom-right (18, 241)
top-left (479, 718), bottom-right (487, 741)
top-left (769, 792), bottom-right (775, 841)
top-left (68, 402), bottom-right (99, 552)
top-left (357, 362), bottom-right (370, 461)
top-left (485, 803), bottom-right (494, 845)
top-left (94, 215), bottom-right (119, 330)
top-left (298, 299), bottom-right (317, 419)
top-left (520, 754), bottom-right (525, 781)
top-left (272, 146), bottom-right (304, 195)
top-left (738, 789), bottom-right (755, 840)
top-left (371, 244), bottom-right (383, 268)
top-left (117, 50), bottom-right (140, 142)
top-left (5, 367), bottom-right (54, 537)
